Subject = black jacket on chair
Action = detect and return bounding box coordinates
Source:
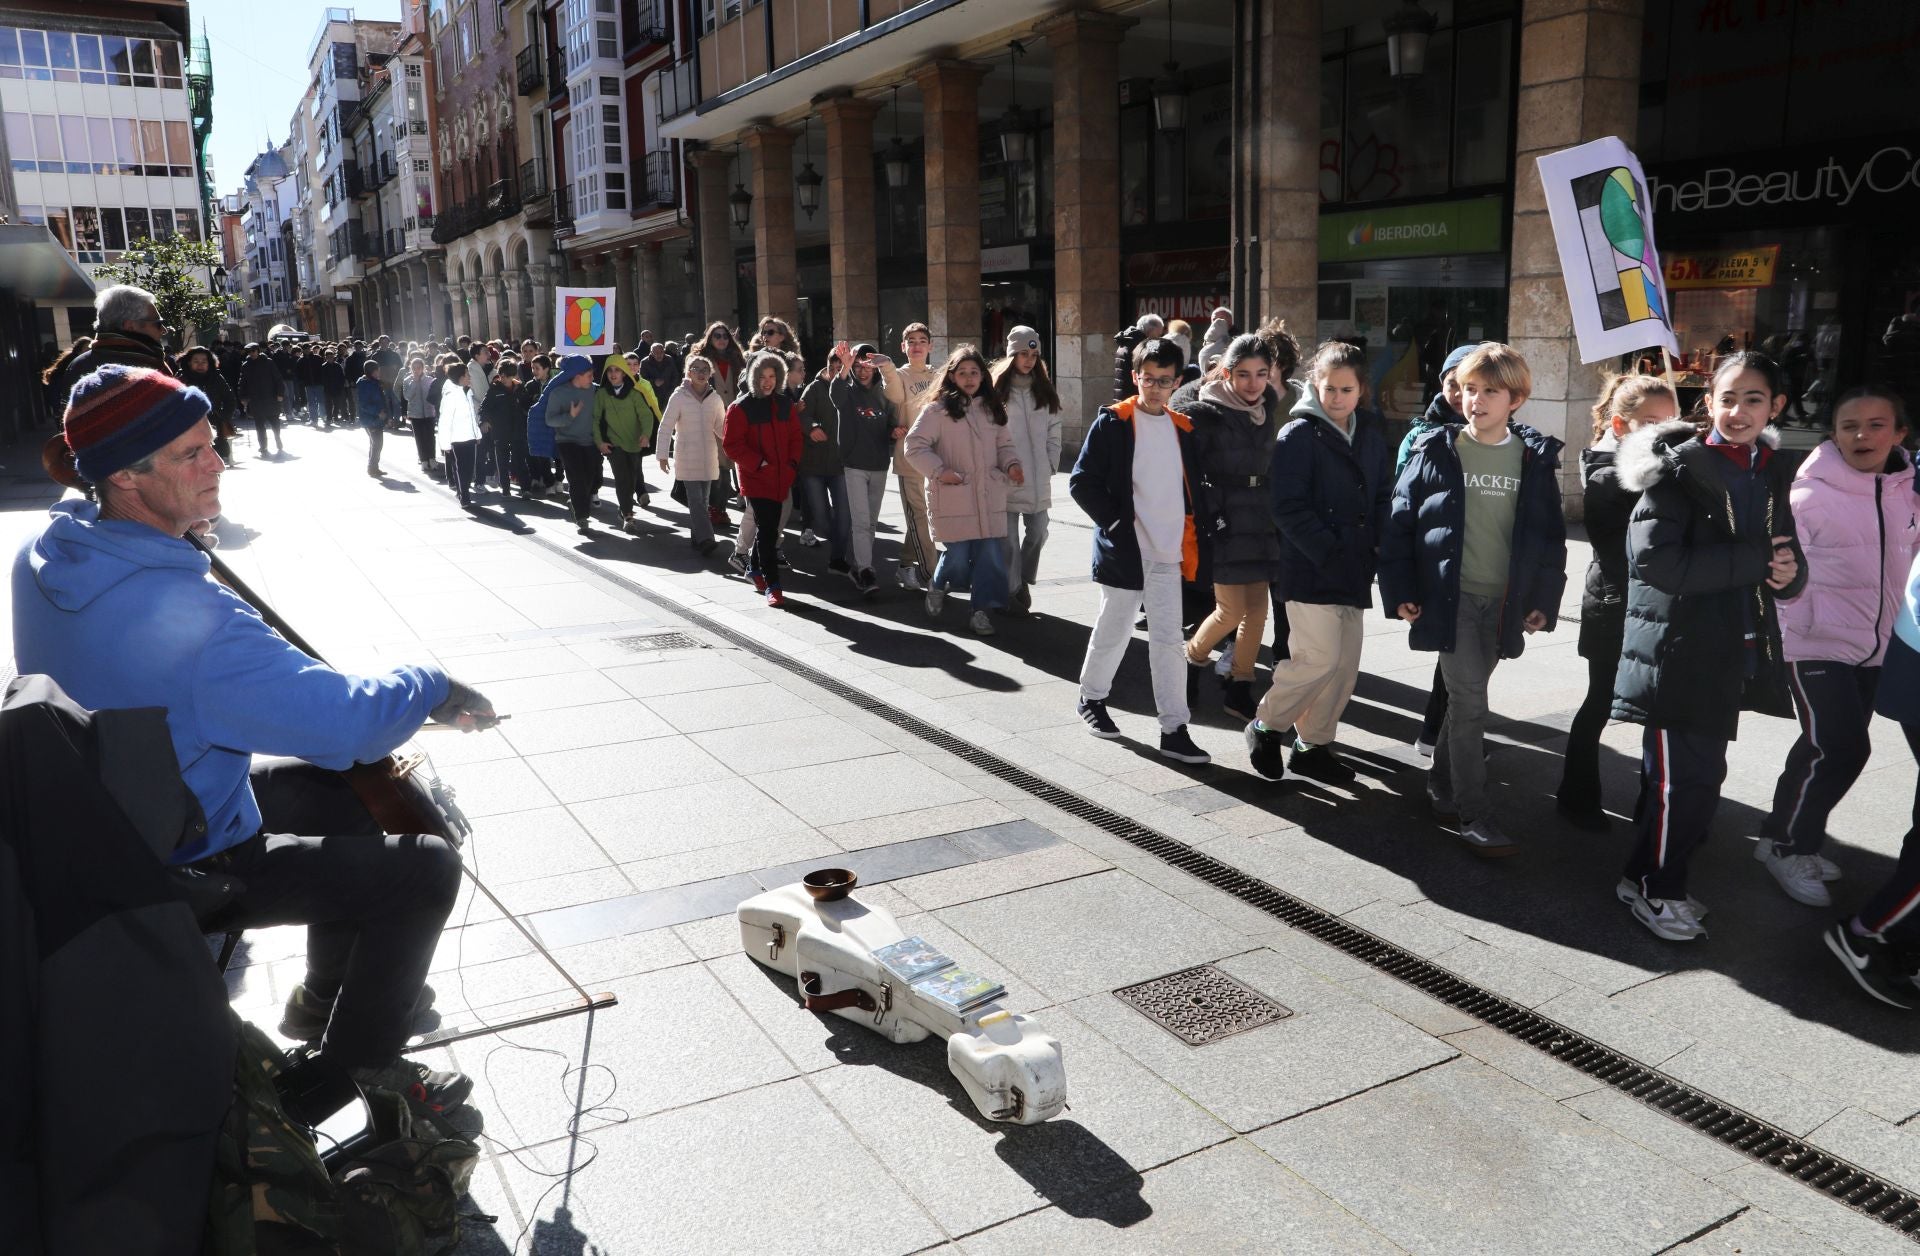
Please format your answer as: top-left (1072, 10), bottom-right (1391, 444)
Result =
top-left (1609, 419), bottom-right (1808, 739)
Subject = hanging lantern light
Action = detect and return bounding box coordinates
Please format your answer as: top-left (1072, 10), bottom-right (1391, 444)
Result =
top-left (728, 142), bottom-right (753, 230)
top-left (1153, 0), bottom-right (1186, 133)
top-left (999, 40), bottom-right (1032, 166)
top-left (1384, 0), bottom-right (1439, 81)
top-left (883, 84), bottom-right (911, 190)
top-left (794, 117), bottom-right (823, 219)
top-left (681, 249), bottom-right (697, 282)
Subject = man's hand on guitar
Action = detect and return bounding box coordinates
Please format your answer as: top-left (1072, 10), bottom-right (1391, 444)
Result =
top-left (430, 677), bottom-right (500, 731)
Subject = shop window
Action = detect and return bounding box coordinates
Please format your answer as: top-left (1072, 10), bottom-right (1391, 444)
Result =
top-left (1453, 22), bottom-right (1509, 188)
top-left (46, 208), bottom-right (73, 252)
top-left (140, 121), bottom-right (167, 177)
top-left (1338, 35), bottom-right (1453, 202)
top-left (166, 120), bottom-right (193, 176)
top-left (88, 117), bottom-right (113, 174)
top-left (1185, 83), bottom-right (1232, 221)
top-left (72, 207), bottom-right (103, 262)
top-left (1120, 107), bottom-right (1150, 227)
top-left (101, 207), bottom-right (126, 254)
top-left (114, 118), bottom-right (140, 173)
top-left (157, 41), bottom-right (183, 89)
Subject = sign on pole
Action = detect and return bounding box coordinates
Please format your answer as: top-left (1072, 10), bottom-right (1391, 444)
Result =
top-left (1536, 137), bottom-right (1678, 365)
top-left (553, 287), bottom-right (617, 353)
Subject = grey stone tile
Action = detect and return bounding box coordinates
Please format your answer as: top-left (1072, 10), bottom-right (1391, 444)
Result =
top-left (1201, 802), bottom-right (1303, 838)
top-left (824, 798), bottom-right (1024, 851)
top-left (1442, 1026), bottom-right (1597, 1101)
top-left (1254, 1059), bottom-right (1744, 1255)
top-left (617, 830), bottom-right (843, 895)
top-left (934, 871), bottom-right (1252, 1004)
top-left (1533, 986), bottom-right (1697, 1068)
top-left (488, 866), bottom-right (637, 918)
top-left (434, 644), bottom-right (588, 684)
top-left (750, 753), bottom-right (983, 827)
top-left (415, 725), bottom-right (516, 767)
top-left (811, 999), bottom-right (1236, 1235)
top-left (527, 873), bottom-right (764, 948)
top-left (891, 912), bottom-right (1054, 1016)
top-left (1158, 784), bottom-right (1246, 815)
top-left (1255, 926), bottom-right (1483, 1038)
top-left (541, 1078), bottom-right (945, 1256)
top-left (1428, 938), bottom-right (1577, 1009)
top-left (1406, 898), bottom-right (1670, 999)
top-left (955, 1138), bottom-right (1402, 1256)
top-left (492, 581), bottom-right (638, 629)
top-left (893, 844), bottom-right (1110, 912)
top-left (1341, 901), bottom-right (1473, 959)
top-left (462, 805), bottom-right (614, 883)
top-left (700, 950), bottom-right (847, 1074)
top-left (429, 918), bottom-right (538, 973)
top-left (496, 699), bottom-right (677, 754)
top-left (471, 669), bottom-right (628, 714)
top-left (753, 834), bottom-right (978, 891)
top-left (939, 680), bottom-right (1088, 733)
top-left (1665, 1208), bottom-right (1844, 1256)
top-left (1066, 945), bottom-right (1457, 1134)
top-left (526, 737), bottom-right (731, 803)
top-left (1560, 1087), bottom-right (1753, 1181)
top-left (646, 681), bottom-right (830, 735)
top-left (1711, 1162), bottom-right (1920, 1256)
top-left (945, 819), bottom-right (1063, 860)
top-left (450, 965), bottom-right (798, 1155)
top-left (1659, 1044), bottom-right (1847, 1137)
top-left (1807, 1108), bottom-right (1920, 1196)
top-left (437, 756), bottom-right (558, 818)
top-left (602, 654), bottom-right (766, 698)
top-left (567, 777), bottom-right (811, 863)
top-left (691, 712), bottom-right (892, 771)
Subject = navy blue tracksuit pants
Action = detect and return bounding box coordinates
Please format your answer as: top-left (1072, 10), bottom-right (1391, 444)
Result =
top-left (1761, 661), bottom-right (1879, 853)
top-left (1624, 725), bottom-right (1729, 902)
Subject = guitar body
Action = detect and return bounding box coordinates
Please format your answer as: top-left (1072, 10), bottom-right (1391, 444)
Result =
top-left (343, 756), bottom-right (458, 842)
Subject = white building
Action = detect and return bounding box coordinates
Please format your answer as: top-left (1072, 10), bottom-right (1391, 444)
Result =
top-left (237, 146), bottom-right (296, 337)
top-left (305, 7), bottom-right (400, 338)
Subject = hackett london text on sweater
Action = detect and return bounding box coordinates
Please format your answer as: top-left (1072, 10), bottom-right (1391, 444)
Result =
top-left (1456, 431), bottom-right (1522, 598)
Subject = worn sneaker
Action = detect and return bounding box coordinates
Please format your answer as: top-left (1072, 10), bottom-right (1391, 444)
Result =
top-left (898, 567), bottom-right (925, 592)
top-left (1245, 721), bottom-right (1286, 780)
top-left (350, 1057), bottom-right (474, 1115)
top-left (968, 609), bottom-right (995, 635)
top-left (751, 571), bottom-right (769, 594)
top-left (1213, 640), bottom-right (1236, 678)
top-left (1616, 877), bottom-right (1709, 920)
top-left (726, 551), bottom-right (749, 577)
top-left (1159, 725), bottom-right (1211, 765)
top-left (767, 587), bottom-right (786, 608)
top-left (1754, 840), bottom-right (1833, 907)
top-left (1008, 587), bottom-right (1032, 615)
top-left (1629, 893), bottom-right (1708, 942)
top-left (1824, 923), bottom-right (1914, 1008)
top-left (801, 527), bottom-right (822, 547)
top-left (925, 587), bottom-right (947, 617)
top-left (1456, 816), bottom-right (1519, 857)
top-left (280, 982), bottom-right (438, 1042)
top-left (1289, 742), bottom-right (1357, 786)
top-left (856, 568), bottom-right (879, 594)
top-left (1413, 737), bottom-right (1435, 759)
top-left (1078, 698), bottom-right (1121, 740)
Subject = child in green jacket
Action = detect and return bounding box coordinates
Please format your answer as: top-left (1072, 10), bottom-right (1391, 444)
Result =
top-left (594, 355), bottom-right (663, 530)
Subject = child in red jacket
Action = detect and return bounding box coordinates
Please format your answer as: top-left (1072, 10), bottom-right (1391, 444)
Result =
top-left (723, 351), bottom-right (804, 607)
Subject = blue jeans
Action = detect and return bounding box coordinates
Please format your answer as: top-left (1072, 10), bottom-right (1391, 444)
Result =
top-left (796, 472), bottom-right (851, 564)
top-left (306, 385), bottom-right (327, 422)
top-left (932, 537), bottom-right (1009, 612)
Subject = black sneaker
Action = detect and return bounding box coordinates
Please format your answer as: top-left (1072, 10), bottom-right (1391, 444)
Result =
top-left (856, 568), bottom-right (879, 594)
top-left (1824, 922), bottom-right (1915, 1009)
top-left (1078, 698), bottom-right (1121, 739)
top-left (351, 1056), bottom-right (475, 1115)
top-left (1245, 721), bottom-right (1286, 779)
top-left (1222, 680), bottom-right (1256, 722)
top-left (828, 558), bottom-right (852, 575)
top-left (1159, 725), bottom-right (1211, 765)
top-left (1289, 743), bottom-right (1357, 786)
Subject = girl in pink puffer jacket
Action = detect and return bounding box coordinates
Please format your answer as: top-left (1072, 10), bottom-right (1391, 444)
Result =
top-left (1758, 386), bottom-right (1920, 909)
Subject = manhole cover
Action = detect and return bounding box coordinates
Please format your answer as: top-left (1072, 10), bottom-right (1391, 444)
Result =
top-left (608, 632), bottom-right (705, 653)
top-left (1112, 965), bottom-right (1292, 1045)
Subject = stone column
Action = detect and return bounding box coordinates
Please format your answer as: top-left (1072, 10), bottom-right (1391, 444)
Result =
top-left (638, 243), bottom-right (664, 343)
top-left (690, 149), bottom-right (736, 328)
top-left (744, 122), bottom-right (798, 324)
top-left (817, 94), bottom-right (881, 345)
top-left (1042, 9), bottom-right (1134, 451)
top-left (912, 59), bottom-right (990, 360)
top-left (423, 258), bottom-right (447, 339)
top-left (1508, 0), bottom-right (1646, 512)
top-left (505, 262), bottom-right (527, 345)
top-left (460, 280), bottom-right (482, 341)
top-left (529, 261), bottom-right (553, 345)
top-left (612, 246), bottom-right (640, 352)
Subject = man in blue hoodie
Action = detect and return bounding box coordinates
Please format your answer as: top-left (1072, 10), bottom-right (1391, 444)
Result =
top-left (14, 365), bottom-right (499, 1113)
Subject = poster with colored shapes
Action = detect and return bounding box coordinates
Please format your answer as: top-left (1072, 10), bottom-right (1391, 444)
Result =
top-left (553, 287), bottom-right (617, 353)
top-left (1536, 137), bottom-right (1679, 364)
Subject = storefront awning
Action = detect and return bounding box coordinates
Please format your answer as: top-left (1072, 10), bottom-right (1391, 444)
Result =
top-left (0, 223), bottom-right (96, 302)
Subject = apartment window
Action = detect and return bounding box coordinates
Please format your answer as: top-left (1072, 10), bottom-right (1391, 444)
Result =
top-left (32, 115), bottom-right (59, 173)
top-left (165, 121), bottom-right (193, 176)
top-left (18, 27), bottom-right (48, 80)
top-left (59, 116), bottom-right (87, 173)
top-left (129, 38), bottom-right (155, 86)
top-left (123, 207), bottom-right (150, 244)
top-left (496, 0), bottom-right (509, 31)
top-left (74, 33), bottom-right (103, 83)
top-left (176, 209), bottom-right (200, 240)
top-left (156, 40), bottom-right (183, 89)
top-left (88, 117), bottom-right (113, 174)
top-left (104, 36), bottom-right (132, 86)
top-left (600, 76), bottom-right (617, 96)
top-left (405, 63), bottom-right (421, 79)
top-left (140, 121), bottom-right (166, 176)
top-left (114, 118), bottom-right (139, 173)
top-left (458, 10), bottom-right (475, 62)
top-left (429, 0), bottom-right (449, 28)
top-left (414, 158), bottom-right (430, 173)
top-left (596, 19), bottom-right (616, 58)
top-left (72, 207), bottom-right (102, 262)
top-left (3, 113), bottom-right (30, 172)
top-left (46, 30), bottom-right (76, 81)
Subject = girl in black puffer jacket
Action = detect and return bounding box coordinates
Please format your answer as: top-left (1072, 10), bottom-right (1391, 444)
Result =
top-left (1183, 335), bottom-right (1288, 719)
top-left (1555, 374), bottom-right (1680, 829)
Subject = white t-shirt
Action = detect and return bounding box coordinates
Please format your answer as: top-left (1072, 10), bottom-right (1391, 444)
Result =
top-left (1131, 408), bottom-right (1184, 565)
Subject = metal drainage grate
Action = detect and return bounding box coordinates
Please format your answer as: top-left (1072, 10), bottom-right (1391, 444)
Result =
top-left (607, 631), bottom-right (705, 653)
top-left (519, 530), bottom-right (1920, 1242)
top-left (1114, 965), bottom-right (1292, 1046)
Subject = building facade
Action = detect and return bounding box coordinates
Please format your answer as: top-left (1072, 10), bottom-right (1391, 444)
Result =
top-left (236, 145), bottom-right (296, 337)
top-left (303, 8), bottom-right (400, 339)
top-left (0, 0), bottom-right (213, 346)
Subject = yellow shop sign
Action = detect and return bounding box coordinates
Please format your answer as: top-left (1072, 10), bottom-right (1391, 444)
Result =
top-left (1663, 246), bottom-right (1780, 290)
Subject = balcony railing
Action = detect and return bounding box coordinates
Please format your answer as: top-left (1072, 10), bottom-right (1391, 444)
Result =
top-left (376, 153), bottom-right (397, 187)
top-left (429, 178), bottom-right (524, 245)
top-left (342, 160), bottom-right (364, 199)
top-left (546, 49), bottom-right (565, 101)
top-left (554, 183), bottom-right (573, 230)
top-left (517, 158), bottom-right (549, 200)
top-left (515, 45), bottom-right (543, 96)
top-left (633, 148), bottom-right (676, 212)
top-left (653, 56), bottom-right (696, 122)
top-left (627, 0), bottom-right (669, 48)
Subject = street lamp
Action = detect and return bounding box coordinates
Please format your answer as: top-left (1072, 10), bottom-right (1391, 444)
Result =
top-left (794, 116), bottom-right (823, 220)
top-left (729, 143), bottom-right (753, 231)
top-left (883, 84), bottom-right (912, 190)
top-left (1384, 0), bottom-right (1439, 80)
top-left (1153, 0), bottom-right (1186, 133)
top-left (999, 41), bottom-right (1032, 167)
top-left (681, 250), bottom-right (697, 283)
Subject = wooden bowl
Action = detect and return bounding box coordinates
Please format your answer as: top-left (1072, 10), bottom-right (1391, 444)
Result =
top-left (802, 868), bottom-right (858, 901)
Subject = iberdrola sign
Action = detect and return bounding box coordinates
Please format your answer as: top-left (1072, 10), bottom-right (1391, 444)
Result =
top-left (1319, 197), bottom-right (1506, 263)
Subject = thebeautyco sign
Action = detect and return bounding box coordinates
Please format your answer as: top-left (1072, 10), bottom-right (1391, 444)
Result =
top-left (1647, 138), bottom-right (1920, 228)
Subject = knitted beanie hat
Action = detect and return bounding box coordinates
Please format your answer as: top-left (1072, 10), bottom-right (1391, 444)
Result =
top-left (1440, 342), bottom-right (1484, 379)
top-left (1005, 325), bottom-right (1040, 356)
top-left (64, 365), bottom-right (211, 483)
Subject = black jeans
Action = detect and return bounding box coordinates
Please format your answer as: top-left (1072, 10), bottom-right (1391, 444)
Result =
top-left (488, 434), bottom-right (526, 493)
top-left (1420, 660), bottom-right (1449, 746)
top-left (1558, 633), bottom-right (1622, 812)
top-left (1859, 723), bottom-right (1920, 942)
top-left (446, 439), bottom-right (479, 505)
top-left (1763, 661), bottom-right (1880, 852)
top-left (606, 447), bottom-right (650, 516)
top-left (251, 409), bottom-right (281, 452)
top-left (557, 442), bottom-right (605, 523)
top-left (412, 415), bottom-right (438, 468)
top-left (208, 761), bottom-right (461, 1068)
top-left (748, 496), bottom-right (783, 583)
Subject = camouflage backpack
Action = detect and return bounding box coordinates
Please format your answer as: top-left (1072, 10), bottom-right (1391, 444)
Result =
top-left (205, 1015), bottom-right (481, 1256)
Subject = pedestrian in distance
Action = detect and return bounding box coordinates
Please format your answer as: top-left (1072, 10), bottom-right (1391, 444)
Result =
top-left (992, 326), bottom-right (1064, 617)
top-left (1610, 351), bottom-right (1807, 941)
top-left (657, 355), bottom-right (729, 557)
top-left (594, 355), bottom-right (662, 531)
top-left (177, 346), bottom-right (237, 467)
top-left (1070, 337), bottom-right (1209, 765)
top-left (1181, 334), bottom-right (1288, 724)
top-left (355, 360), bottom-right (391, 479)
top-left (523, 354), bottom-right (561, 497)
top-left (1245, 339), bottom-right (1392, 785)
top-left (904, 345), bottom-right (1026, 636)
top-left (1379, 342), bottom-right (1567, 858)
top-left (478, 361), bottom-right (528, 498)
top-left (436, 361), bottom-right (482, 509)
top-left (237, 342), bottom-right (286, 458)
top-left (723, 351), bottom-right (804, 607)
top-left (884, 321), bottom-right (941, 592)
top-left (1556, 373), bottom-right (1680, 830)
top-left (1756, 386), bottom-right (1919, 908)
top-left (696, 321), bottom-right (746, 398)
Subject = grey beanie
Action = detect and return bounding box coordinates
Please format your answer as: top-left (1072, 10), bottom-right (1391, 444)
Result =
top-left (1220, 333), bottom-right (1272, 373)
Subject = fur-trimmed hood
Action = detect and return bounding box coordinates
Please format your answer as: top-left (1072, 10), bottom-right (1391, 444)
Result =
top-left (1614, 418), bottom-right (1782, 493)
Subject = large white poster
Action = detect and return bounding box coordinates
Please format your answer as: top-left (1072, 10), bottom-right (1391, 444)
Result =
top-left (1536, 137), bottom-right (1679, 364)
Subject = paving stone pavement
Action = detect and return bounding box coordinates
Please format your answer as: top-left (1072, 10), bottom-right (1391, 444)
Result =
top-left (5, 420), bottom-right (1920, 1254)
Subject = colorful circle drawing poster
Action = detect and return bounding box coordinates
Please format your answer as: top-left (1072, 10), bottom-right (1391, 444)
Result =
top-left (1535, 137), bottom-right (1680, 366)
top-left (553, 287), bottom-right (618, 353)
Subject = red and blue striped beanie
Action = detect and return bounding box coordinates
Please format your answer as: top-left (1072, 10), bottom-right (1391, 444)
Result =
top-left (63, 365), bottom-right (212, 483)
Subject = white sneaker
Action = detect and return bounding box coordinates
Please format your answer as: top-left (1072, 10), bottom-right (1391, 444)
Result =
top-left (1616, 877), bottom-right (1708, 919)
top-left (1753, 837), bottom-right (1843, 882)
top-left (969, 610), bottom-right (995, 636)
top-left (1754, 840), bottom-right (1833, 907)
top-left (1414, 737), bottom-right (1435, 759)
top-left (801, 528), bottom-right (821, 547)
top-left (1213, 641), bottom-right (1235, 677)
top-left (1629, 892), bottom-right (1708, 942)
top-left (899, 567), bottom-right (925, 592)
top-left (925, 587), bottom-right (946, 617)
